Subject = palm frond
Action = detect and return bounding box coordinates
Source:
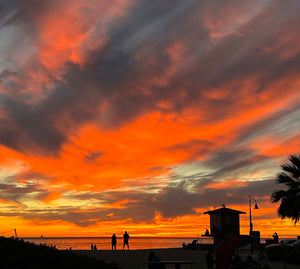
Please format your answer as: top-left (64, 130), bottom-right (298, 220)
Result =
top-left (289, 155), bottom-right (300, 169)
top-left (272, 190), bottom-right (287, 202)
top-left (281, 164), bottom-right (300, 179)
top-left (277, 173), bottom-right (299, 188)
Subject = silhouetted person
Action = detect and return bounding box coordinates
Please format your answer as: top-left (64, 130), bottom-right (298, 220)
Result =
top-left (206, 248), bottom-right (214, 269)
top-left (148, 251), bottom-right (165, 269)
top-left (205, 229), bottom-right (210, 236)
top-left (273, 232), bottom-right (279, 243)
top-left (123, 231), bottom-right (130, 250)
top-left (189, 239), bottom-right (198, 249)
top-left (93, 244), bottom-right (97, 250)
top-left (111, 233), bottom-right (117, 250)
top-left (91, 243), bottom-right (93, 250)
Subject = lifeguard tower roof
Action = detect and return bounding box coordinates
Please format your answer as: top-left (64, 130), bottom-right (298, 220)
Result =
top-left (204, 207), bottom-right (246, 215)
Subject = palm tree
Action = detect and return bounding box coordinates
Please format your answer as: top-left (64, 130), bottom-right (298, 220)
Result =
top-left (271, 155), bottom-right (300, 224)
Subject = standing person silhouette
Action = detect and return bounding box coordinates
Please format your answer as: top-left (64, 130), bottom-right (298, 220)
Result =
top-left (123, 231), bottom-right (130, 250)
top-left (272, 232), bottom-right (279, 244)
top-left (111, 233), bottom-right (117, 250)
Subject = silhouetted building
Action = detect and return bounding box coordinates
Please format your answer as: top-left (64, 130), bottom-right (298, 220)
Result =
top-left (204, 205), bottom-right (245, 244)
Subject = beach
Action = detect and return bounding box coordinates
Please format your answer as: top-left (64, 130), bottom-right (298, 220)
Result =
top-left (74, 248), bottom-right (300, 269)
top-left (75, 248), bottom-right (204, 269)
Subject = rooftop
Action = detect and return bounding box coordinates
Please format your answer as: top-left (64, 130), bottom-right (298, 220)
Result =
top-left (204, 206), bottom-right (246, 215)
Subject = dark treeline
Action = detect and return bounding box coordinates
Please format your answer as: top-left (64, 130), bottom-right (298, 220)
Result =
top-left (0, 237), bottom-right (120, 269)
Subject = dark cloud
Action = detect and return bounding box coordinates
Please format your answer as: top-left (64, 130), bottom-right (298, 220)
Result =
top-left (0, 93), bottom-right (65, 154)
top-left (202, 149), bottom-right (272, 178)
top-left (0, 0), bottom-right (204, 153)
top-left (84, 151), bottom-right (103, 163)
top-left (0, 172), bottom-right (278, 226)
top-left (166, 139), bottom-right (214, 159)
top-left (85, 178), bottom-right (277, 223)
top-left (0, 0), bottom-right (299, 155)
top-left (151, 179), bottom-right (276, 219)
top-left (0, 70), bottom-right (17, 83)
top-left (0, 0), bottom-right (19, 26)
top-left (0, 182), bottom-right (43, 203)
top-left (234, 104), bottom-right (300, 147)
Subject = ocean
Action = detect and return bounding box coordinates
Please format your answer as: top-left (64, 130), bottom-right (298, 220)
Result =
top-left (22, 237), bottom-right (207, 250)
top-left (21, 236), bottom-right (295, 250)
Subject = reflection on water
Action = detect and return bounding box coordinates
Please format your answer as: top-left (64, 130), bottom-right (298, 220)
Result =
top-left (22, 237), bottom-right (201, 250)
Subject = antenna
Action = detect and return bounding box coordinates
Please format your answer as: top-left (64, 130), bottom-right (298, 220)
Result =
top-left (14, 229), bottom-right (17, 238)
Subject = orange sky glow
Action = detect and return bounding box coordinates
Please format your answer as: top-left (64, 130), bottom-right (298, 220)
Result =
top-left (0, 0), bottom-right (300, 239)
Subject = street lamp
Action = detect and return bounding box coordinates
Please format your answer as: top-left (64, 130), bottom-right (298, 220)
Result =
top-left (249, 195), bottom-right (259, 233)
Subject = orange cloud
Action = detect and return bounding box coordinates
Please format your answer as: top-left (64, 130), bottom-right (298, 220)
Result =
top-left (248, 134), bottom-right (300, 158)
top-left (36, 2), bottom-right (90, 69)
top-left (201, 1), bottom-right (265, 39)
top-left (32, 0), bottom-right (137, 70)
top-left (44, 191), bottom-right (62, 204)
top-left (205, 180), bottom-right (248, 190)
top-left (0, 198), bottom-right (22, 207)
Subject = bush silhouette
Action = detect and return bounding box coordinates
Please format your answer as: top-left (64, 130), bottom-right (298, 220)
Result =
top-left (0, 237), bottom-right (120, 269)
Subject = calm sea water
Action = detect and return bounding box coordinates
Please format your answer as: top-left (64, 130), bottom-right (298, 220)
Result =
top-left (22, 237), bottom-right (208, 250)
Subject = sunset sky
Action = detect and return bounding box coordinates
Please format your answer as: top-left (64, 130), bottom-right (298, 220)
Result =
top-left (0, 0), bottom-right (300, 238)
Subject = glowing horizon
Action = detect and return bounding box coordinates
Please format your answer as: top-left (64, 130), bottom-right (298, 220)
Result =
top-left (0, 0), bottom-right (300, 239)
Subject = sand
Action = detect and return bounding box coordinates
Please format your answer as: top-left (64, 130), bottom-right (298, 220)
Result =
top-left (73, 248), bottom-right (300, 269)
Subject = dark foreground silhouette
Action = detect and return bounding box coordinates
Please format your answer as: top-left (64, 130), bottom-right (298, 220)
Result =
top-left (0, 236), bottom-right (120, 269)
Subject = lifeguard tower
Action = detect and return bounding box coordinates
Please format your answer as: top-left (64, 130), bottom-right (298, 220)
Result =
top-left (204, 205), bottom-right (246, 244)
